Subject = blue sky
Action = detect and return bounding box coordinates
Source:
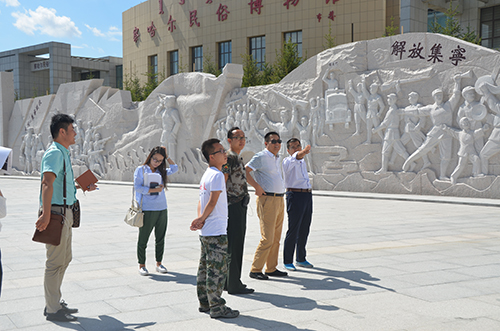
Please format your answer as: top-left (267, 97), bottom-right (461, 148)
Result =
top-left (0, 0), bottom-right (142, 58)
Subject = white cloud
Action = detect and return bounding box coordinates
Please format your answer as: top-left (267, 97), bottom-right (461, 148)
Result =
top-left (12, 6), bottom-right (81, 38)
top-left (85, 24), bottom-right (105, 37)
top-left (1, 0), bottom-right (21, 7)
top-left (85, 24), bottom-right (122, 41)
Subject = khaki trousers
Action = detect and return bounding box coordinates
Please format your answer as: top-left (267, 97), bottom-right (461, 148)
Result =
top-left (44, 206), bottom-right (73, 314)
top-left (250, 195), bottom-right (285, 274)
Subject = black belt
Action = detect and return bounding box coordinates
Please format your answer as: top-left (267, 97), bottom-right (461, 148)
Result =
top-left (51, 203), bottom-right (75, 208)
top-left (287, 188), bottom-right (312, 193)
top-left (264, 192), bottom-right (284, 197)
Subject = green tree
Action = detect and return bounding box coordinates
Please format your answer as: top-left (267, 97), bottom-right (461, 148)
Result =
top-left (241, 52), bottom-right (261, 87)
top-left (429, 3), bottom-right (481, 45)
top-left (123, 70), bottom-right (143, 101)
top-left (203, 52), bottom-right (221, 76)
top-left (269, 39), bottom-right (304, 84)
top-left (384, 16), bottom-right (399, 37)
top-left (323, 22), bottom-right (337, 50)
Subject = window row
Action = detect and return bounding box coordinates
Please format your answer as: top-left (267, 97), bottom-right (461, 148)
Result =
top-left (147, 31), bottom-right (302, 77)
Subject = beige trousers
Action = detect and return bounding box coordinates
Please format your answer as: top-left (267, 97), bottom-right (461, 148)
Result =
top-left (250, 195), bottom-right (285, 273)
top-left (44, 206), bottom-right (73, 314)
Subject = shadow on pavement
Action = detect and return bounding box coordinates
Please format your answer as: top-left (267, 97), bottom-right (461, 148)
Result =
top-left (148, 271), bottom-right (197, 286)
top-left (236, 292), bottom-right (339, 311)
top-left (285, 267), bottom-right (396, 292)
top-left (218, 314), bottom-right (317, 331)
top-left (48, 315), bottom-right (155, 330)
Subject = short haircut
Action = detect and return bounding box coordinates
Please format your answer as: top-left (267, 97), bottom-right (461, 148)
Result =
top-left (50, 114), bottom-right (74, 139)
top-left (201, 138), bottom-right (220, 162)
top-left (264, 131), bottom-right (280, 142)
top-left (227, 126), bottom-right (241, 139)
top-left (287, 138), bottom-right (300, 149)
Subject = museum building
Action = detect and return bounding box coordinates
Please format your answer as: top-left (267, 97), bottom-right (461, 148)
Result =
top-left (0, 42), bottom-right (123, 99)
top-left (123, 0), bottom-right (500, 83)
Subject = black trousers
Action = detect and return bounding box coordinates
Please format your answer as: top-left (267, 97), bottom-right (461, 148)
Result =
top-left (226, 199), bottom-right (248, 292)
top-left (284, 191), bottom-right (313, 264)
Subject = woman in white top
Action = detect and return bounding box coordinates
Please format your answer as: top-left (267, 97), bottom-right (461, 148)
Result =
top-left (133, 146), bottom-right (178, 276)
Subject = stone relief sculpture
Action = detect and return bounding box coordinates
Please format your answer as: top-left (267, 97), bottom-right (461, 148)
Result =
top-left (6, 34), bottom-right (500, 198)
top-left (74, 119), bottom-right (85, 152)
top-left (442, 118), bottom-right (488, 184)
top-left (323, 69), bottom-right (350, 130)
top-left (398, 92), bottom-right (430, 169)
top-left (477, 77), bottom-right (500, 175)
top-left (402, 75), bottom-right (461, 180)
top-left (155, 94), bottom-right (181, 162)
top-left (361, 76), bottom-right (385, 144)
top-left (347, 80), bottom-right (366, 136)
top-left (372, 94), bottom-right (410, 174)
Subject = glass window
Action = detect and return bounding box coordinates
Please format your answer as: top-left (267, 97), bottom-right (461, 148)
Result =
top-left (218, 41), bottom-right (232, 70)
top-left (284, 30), bottom-right (302, 57)
top-left (149, 55), bottom-right (158, 83)
top-left (169, 50), bottom-right (179, 76)
top-left (481, 5), bottom-right (500, 50)
top-left (249, 36), bottom-right (266, 70)
top-left (116, 65), bottom-right (123, 89)
top-left (191, 46), bottom-right (203, 72)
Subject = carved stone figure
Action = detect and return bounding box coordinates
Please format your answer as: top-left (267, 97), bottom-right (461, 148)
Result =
top-left (403, 75), bottom-right (461, 179)
top-left (398, 92), bottom-right (430, 169)
top-left (155, 94), bottom-right (181, 162)
top-left (478, 79), bottom-right (500, 175)
top-left (361, 77), bottom-right (385, 144)
top-left (89, 132), bottom-right (111, 177)
top-left (260, 109), bottom-right (297, 157)
top-left (74, 119), bottom-right (85, 152)
top-left (348, 80), bottom-right (366, 136)
top-left (372, 94), bottom-right (409, 174)
top-left (443, 118), bottom-right (487, 184)
top-left (322, 68), bottom-right (339, 92)
top-left (310, 96), bottom-right (326, 145)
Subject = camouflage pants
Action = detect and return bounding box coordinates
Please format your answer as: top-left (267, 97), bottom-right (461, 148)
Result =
top-left (197, 235), bottom-right (228, 314)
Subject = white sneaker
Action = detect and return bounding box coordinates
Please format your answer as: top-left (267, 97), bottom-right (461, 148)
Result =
top-left (139, 267), bottom-right (149, 276)
top-left (156, 265), bottom-right (168, 273)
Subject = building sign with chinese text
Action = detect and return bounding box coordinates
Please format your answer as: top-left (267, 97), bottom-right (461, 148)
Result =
top-left (31, 60), bottom-right (50, 72)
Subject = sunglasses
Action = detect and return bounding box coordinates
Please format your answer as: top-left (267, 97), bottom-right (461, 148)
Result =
top-left (211, 149), bottom-right (227, 155)
top-left (231, 136), bottom-right (246, 141)
top-left (270, 139), bottom-right (282, 144)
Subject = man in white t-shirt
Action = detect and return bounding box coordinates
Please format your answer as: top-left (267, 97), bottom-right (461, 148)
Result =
top-left (190, 138), bottom-right (239, 319)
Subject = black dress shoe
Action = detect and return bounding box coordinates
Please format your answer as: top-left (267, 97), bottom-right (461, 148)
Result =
top-left (46, 309), bottom-right (77, 322)
top-left (44, 301), bottom-right (78, 316)
top-left (265, 269), bottom-right (288, 277)
top-left (249, 272), bottom-right (269, 280)
top-left (228, 287), bottom-right (255, 294)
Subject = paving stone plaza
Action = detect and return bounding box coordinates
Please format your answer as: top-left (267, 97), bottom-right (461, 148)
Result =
top-left (0, 176), bottom-right (499, 330)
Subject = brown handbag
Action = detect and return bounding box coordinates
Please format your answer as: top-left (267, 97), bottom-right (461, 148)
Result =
top-left (32, 210), bottom-right (64, 246)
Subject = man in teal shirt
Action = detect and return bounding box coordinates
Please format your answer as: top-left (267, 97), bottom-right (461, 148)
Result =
top-left (36, 114), bottom-right (97, 322)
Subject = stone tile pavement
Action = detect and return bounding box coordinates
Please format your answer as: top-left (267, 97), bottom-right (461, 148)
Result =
top-left (0, 176), bottom-right (499, 330)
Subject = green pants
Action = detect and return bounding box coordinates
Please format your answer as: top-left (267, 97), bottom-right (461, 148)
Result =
top-left (137, 209), bottom-right (168, 265)
top-left (197, 235), bottom-right (228, 314)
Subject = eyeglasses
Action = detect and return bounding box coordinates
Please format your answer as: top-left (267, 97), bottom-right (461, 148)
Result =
top-left (152, 157), bottom-right (164, 163)
top-left (231, 136), bottom-right (246, 141)
top-left (270, 139), bottom-right (282, 144)
top-left (211, 149), bottom-right (226, 155)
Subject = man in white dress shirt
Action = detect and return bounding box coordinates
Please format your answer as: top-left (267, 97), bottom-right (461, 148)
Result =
top-left (282, 138), bottom-right (314, 271)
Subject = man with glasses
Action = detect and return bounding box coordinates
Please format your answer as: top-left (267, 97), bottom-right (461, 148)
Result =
top-left (282, 138), bottom-right (314, 271)
top-left (222, 127), bottom-right (254, 294)
top-left (245, 132), bottom-right (287, 280)
top-left (190, 139), bottom-right (239, 319)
